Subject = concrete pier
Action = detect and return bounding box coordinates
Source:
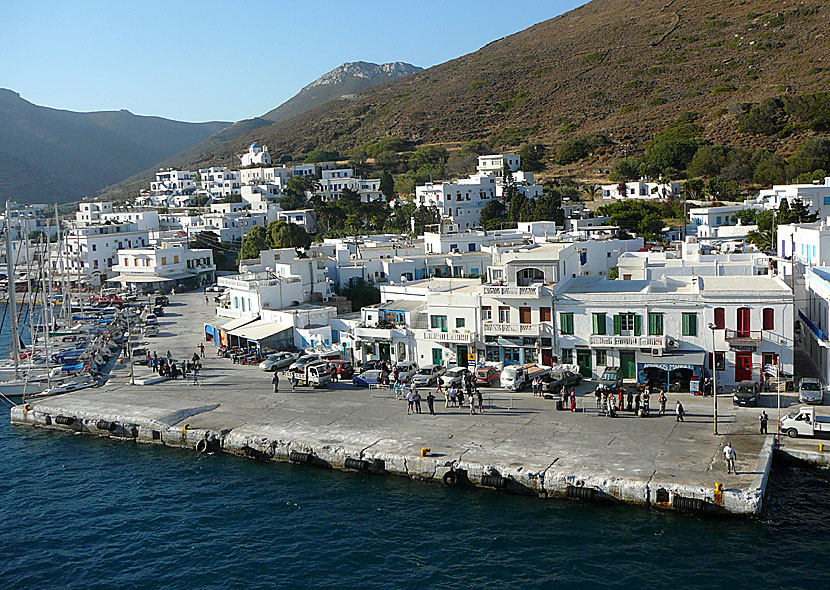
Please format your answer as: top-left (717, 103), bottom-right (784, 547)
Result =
top-left (10, 293), bottom-right (779, 515)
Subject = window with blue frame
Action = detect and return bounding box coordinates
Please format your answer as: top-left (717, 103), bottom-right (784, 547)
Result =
top-left (468, 243), bottom-right (476, 252)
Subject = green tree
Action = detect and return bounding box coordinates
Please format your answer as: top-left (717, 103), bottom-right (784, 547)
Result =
top-left (502, 162), bottom-right (518, 201)
top-left (683, 178), bottom-right (705, 200)
top-left (342, 282), bottom-right (381, 312)
top-left (279, 176), bottom-right (316, 210)
top-left (408, 145), bottom-right (449, 170)
top-left (479, 200), bottom-right (506, 230)
top-left (705, 178), bottom-right (741, 200)
top-left (412, 205), bottom-right (442, 235)
top-left (304, 149), bottom-right (339, 163)
top-left (752, 150), bottom-right (787, 186)
top-left (582, 184), bottom-right (600, 201)
top-left (28, 230), bottom-right (46, 242)
top-left (265, 220), bottom-right (312, 249)
top-left (518, 143), bottom-right (547, 172)
top-left (386, 200), bottom-right (416, 233)
top-left (240, 225), bottom-right (267, 260)
top-left (379, 170), bottom-right (394, 199)
top-left (610, 157), bottom-right (642, 182)
top-left (687, 145), bottom-right (730, 178)
top-left (787, 138), bottom-right (830, 180)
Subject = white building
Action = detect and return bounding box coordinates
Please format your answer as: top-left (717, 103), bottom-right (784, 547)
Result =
top-left (150, 169), bottom-right (196, 195)
top-left (601, 181), bottom-right (683, 200)
top-left (58, 222), bottom-right (151, 287)
top-left (317, 169), bottom-right (383, 202)
top-left (109, 242), bottom-right (215, 293)
top-left (555, 275), bottom-right (793, 387)
top-left (689, 205), bottom-right (747, 229)
top-left (477, 154), bottom-right (521, 175)
top-left (278, 209), bottom-right (317, 234)
top-left (801, 266), bottom-right (830, 384)
top-left (751, 177), bottom-right (830, 218)
top-left (198, 167), bottom-right (240, 199)
top-left (239, 142), bottom-right (272, 167)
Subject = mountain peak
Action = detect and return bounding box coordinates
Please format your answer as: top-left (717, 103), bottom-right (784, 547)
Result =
top-left (262, 61), bottom-right (422, 122)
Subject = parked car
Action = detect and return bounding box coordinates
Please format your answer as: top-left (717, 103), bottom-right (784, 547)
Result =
top-left (798, 377), bottom-right (824, 405)
top-left (440, 366), bottom-right (469, 388)
top-left (353, 370), bottom-right (385, 387)
top-left (360, 360), bottom-right (385, 372)
top-left (780, 406), bottom-right (830, 438)
top-left (259, 351), bottom-right (299, 372)
top-left (205, 285), bottom-right (222, 293)
top-left (328, 359), bottom-right (355, 379)
top-left (289, 351), bottom-right (340, 371)
top-left (130, 347), bottom-right (148, 363)
top-left (143, 325), bottom-right (159, 337)
top-left (153, 305), bottom-right (165, 317)
top-left (733, 380), bottom-right (761, 406)
top-left (475, 366), bottom-right (501, 387)
top-left (394, 361), bottom-right (418, 382)
top-left (545, 370), bottom-right (583, 393)
top-left (412, 365), bottom-right (446, 387)
top-left (154, 295), bottom-right (169, 306)
top-left (144, 313), bottom-right (158, 326)
top-left (598, 368), bottom-right (623, 390)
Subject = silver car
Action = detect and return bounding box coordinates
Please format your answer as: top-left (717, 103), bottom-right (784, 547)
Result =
top-left (412, 365), bottom-right (446, 387)
top-left (798, 377), bottom-right (824, 404)
top-left (394, 361), bottom-right (418, 382)
top-left (259, 351), bottom-right (299, 372)
top-left (440, 367), bottom-right (469, 388)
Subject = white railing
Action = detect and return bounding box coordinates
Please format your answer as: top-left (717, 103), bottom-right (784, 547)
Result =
top-left (483, 322), bottom-right (549, 335)
top-left (588, 335), bottom-right (665, 348)
top-left (482, 285), bottom-right (541, 297)
top-left (415, 329), bottom-right (475, 343)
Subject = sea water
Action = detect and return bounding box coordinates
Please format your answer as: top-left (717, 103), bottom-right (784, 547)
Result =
top-left (1, 310), bottom-right (828, 589)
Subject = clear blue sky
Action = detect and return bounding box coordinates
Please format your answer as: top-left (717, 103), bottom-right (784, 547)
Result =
top-left (0, 0), bottom-right (584, 123)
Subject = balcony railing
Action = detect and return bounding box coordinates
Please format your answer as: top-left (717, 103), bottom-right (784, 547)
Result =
top-left (482, 285), bottom-right (541, 298)
top-left (724, 329), bottom-right (763, 343)
top-left (414, 329), bottom-right (475, 343)
top-left (483, 322), bottom-right (550, 335)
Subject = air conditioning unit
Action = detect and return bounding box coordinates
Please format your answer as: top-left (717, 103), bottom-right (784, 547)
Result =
top-left (666, 337), bottom-right (678, 349)
top-left (652, 348), bottom-right (663, 357)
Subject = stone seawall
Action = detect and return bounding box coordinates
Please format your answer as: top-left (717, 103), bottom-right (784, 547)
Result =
top-left (10, 402), bottom-right (769, 516)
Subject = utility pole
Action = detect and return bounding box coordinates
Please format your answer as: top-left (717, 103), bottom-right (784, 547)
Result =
top-left (709, 321), bottom-right (718, 435)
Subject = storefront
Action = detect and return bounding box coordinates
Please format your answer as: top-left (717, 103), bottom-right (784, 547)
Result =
top-left (637, 351), bottom-right (706, 392)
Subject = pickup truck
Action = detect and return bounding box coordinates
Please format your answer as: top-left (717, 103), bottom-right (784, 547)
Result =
top-left (780, 407), bottom-right (830, 438)
top-left (500, 364), bottom-right (550, 391)
top-left (287, 361), bottom-right (331, 388)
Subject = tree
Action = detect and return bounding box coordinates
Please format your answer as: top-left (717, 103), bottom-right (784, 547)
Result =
top-left (687, 145), bottom-right (730, 178)
top-left (610, 157), bottom-right (642, 182)
top-left (705, 178), bottom-right (741, 201)
top-left (265, 220), bottom-right (312, 250)
top-left (379, 170), bottom-right (394, 199)
top-left (240, 225), bottom-right (267, 260)
top-left (386, 201), bottom-right (416, 233)
top-left (412, 205), bottom-right (442, 235)
top-left (752, 150), bottom-right (787, 186)
top-left (787, 138), bottom-right (830, 180)
top-left (519, 144), bottom-right (546, 172)
top-left (408, 145), bottom-right (449, 170)
top-left (683, 178), bottom-right (705, 200)
top-left (279, 176), bottom-right (316, 210)
top-left (191, 231), bottom-right (239, 271)
top-left (304, 149), bottom-right (339, 163)
top-left (582, 184), bottom-right (600, 201)
top-left (479, 200), bottom-right (506, 230)
top-left (342, 282), bottom-right (380, 312)
top-left (28, 230), bottom-right (46, 242)
top-left (502, 162), bottom-right (518, 201)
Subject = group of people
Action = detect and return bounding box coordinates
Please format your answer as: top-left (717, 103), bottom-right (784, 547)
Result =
top-left (595, 385), bottom-right (678, 419)
top-left (406, 387), bottom-right (435, 415)
top-left (147, 349), bottom-right (203, 384)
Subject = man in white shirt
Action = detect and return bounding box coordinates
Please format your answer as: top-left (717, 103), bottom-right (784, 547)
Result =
top-left (723, 442), bottom-right (737, 474)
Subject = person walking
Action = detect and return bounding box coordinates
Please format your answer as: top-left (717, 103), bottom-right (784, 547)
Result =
top-left (658, 392), bottom-right (667, 416)
top-left (407, 388), bottom-right (415, 415)
top-left (477, 388), bottom-right (484, 414)
top-left (444, 385), bottom-right (451, 408)
top-left (570, 388), bottom-right (576, 412)
top-left (759, 411), bottom-right (769, 434)
top-left (675, 400), bottom-right (685, 422)
top-left (272, 372), bottom-right (280, 393)
top-left (167, 350), bottom-right (173, 364)
top-left (426, 391), bottom-right (436, 415)
top-left (192, 365), bottom-right (199, 386)
top-left (199, 343), bottom-right (205, 358)
top-left (290, 372), bottom-right (298, 391)
top-left (723, 442), bottom-right (737, 474)
top-left (469, 392), bottom-right (476, 415)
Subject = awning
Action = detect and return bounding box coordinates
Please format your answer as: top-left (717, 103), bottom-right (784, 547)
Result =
top-left (228, 319), bottom-right (292, 341)
top-left (164, 271), bottom-right (196, 280)
top-left (106, 274), bottom-right (173, 283)
top-left (220, 317), bottom-right (258, 331)
top-left (638, 351), bottom-right (706, 371)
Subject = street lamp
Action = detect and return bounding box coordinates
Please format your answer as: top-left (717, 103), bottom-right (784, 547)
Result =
top-left (708, 322), bottom-right (718, 435)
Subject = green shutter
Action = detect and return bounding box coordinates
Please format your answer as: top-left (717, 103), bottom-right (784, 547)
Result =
top-left (648, 313), bottom-right (663, 336)
top-left (634, 314), bottom-right (642, 336)
top-left (689, 313), bottom-right (697, 336)
top-left (560, 312), bottom-right (573, 335)
top-left (592, 313), bottom-right (606, 335)
top-left (613, 314), bottom-right (621, 335)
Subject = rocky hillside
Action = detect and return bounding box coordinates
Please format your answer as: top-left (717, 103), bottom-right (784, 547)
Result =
top-left (263, 61), bottom-right (422, 123)
top-left (103, 0), bottom-right (829, 198)
top-left (0, 89), bottom-right (230, 204)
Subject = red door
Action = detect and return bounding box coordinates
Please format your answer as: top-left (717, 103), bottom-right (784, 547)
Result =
top-left (735, 352), bottom-right (753, 382)
top-left (541, 349), bottom-right (553, 366)
top-left (737, 308), bottom-right (751, 338)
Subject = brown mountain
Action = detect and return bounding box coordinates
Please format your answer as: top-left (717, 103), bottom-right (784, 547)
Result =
top-left (105, 0), bottom-right (829, 197)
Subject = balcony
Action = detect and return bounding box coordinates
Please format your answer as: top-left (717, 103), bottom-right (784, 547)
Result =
top-left (483, 322), bottom-right (550, 335)
top-left (414, 329), bottom-right (475, 343)
top-left (588, 335), bottom-right (665, 349)
top-left (482, 285), bottom-right (541, 298)
top-left (354, 326), bottom-right (405, 340)
top-left (724, 329), bottom-right (763, 343)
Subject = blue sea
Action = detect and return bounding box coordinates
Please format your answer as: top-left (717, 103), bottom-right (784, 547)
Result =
top-left (1, 309), bottom-right (829, 589)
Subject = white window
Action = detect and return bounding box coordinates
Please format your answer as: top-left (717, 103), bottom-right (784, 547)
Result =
top-left (620, 313), bottom-right (636, 331)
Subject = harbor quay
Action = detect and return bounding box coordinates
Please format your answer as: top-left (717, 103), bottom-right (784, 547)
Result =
top-left (10, 292), bottom-right (788, 516)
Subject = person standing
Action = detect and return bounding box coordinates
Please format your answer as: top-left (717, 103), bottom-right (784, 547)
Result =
top-left (658, 392), bottom-right (667, 416)
top-left (426, 391), bottom-right (436, 415)
top-left (167, 350), bottom-right (173, 364)
top-left (290, 372), bottom-right (298, 391)
top-left (570, 388), bottom-right (576, 412)
top-left (192, 366), bottom-right (199, 386)
top-left (759, 411), bottom-right (769, 434)
top-left (413, 390), bottom-right (423, 414)
top-left (723, 442), bottom-right (737, 474)
top-left (272, 372), bottom-right (280, 393)
top-left (199, 343), bottom-right (205, 358)
top-left (469, 392), bottom-right (476, 415)
top-left (407, 388), bottom-right (415, 415)
top-left (444, 385), bottom-right (451, 408)
top-left (675, 400), bottom-right (685, 422)
top-left (477, 388), bottom-right (484, 414)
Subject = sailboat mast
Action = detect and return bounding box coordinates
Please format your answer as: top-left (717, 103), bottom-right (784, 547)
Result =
top-left (5, 201), bottom-right (21, 379)
top-left (54, 203), bottom-right (69, 322)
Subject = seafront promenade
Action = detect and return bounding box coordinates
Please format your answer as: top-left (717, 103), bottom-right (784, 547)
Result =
top-left (11, 292), bottom-right (790, 515)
